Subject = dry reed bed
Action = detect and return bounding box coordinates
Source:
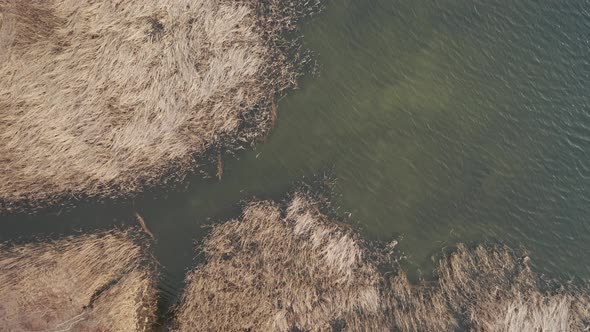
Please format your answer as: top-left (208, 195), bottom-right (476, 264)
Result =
top-left (0, 0), bottom-right (318, 212)
top-left (173, 193), bottom-right (385, 331)
top-left (0, 229), bottom-right (156, 332)
top-left (434, 244), bottom-right (590, 332)
top-left (383, 244), bottom-right (590, 331)
top-left (175, 193), bottom-right (590, 331)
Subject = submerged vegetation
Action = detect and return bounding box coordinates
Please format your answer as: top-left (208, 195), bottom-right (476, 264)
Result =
top-left (175, 192), bottom-right (590, 332)
top-left (0, 229), bottom-right (156, 331)
top-left (0, 0), bottom-right (319, 212)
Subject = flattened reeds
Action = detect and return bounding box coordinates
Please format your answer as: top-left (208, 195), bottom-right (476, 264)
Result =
top-left (0, 229), bottom-right (156, 332)
top-left (173, 193), bottom-right (384, 331)
top-left (383, 272), bottom-right (457, 331)
top-left (173, 192), bottom-right (590, 331)
top-left (435, 244), bottom-right (590, 332)
top-left (0, 0), bottom-right (319, 212)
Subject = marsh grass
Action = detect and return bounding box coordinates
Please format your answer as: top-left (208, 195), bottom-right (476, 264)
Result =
top-left (383, 272), bottom-right (457, 331)
top-left (0, 229), bottom-right (156, 331)
top-left (436, 244), bottom-right (538, 331)
top-left (0, 0), bottom-right (319, 212)
top-left (435, 244), bottom-right (590, 332)
top-left (173, 193), bottom-right (385, 331)
top-left (386, 244), bottom-right (590, 332)
top-left (174, 192), bottom-right (590, 331)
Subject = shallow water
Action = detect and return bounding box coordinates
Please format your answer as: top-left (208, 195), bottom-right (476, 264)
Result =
top-left (2, 0), bottom-right (590, 317)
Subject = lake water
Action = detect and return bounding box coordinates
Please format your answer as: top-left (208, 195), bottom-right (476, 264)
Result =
top-left (2, 0), bottom-right (590, 317)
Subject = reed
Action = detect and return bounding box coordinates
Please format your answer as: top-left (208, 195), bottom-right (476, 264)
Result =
top-left (173, 193), bottom-right (385, 331)
top-left (383, 272), bottom-right (457, 331)
top-left (436, 244), bottom-right (590, 332)
top-left (173, 192), bottom-right (590, 331)
top-left (0, 0), bottom-right (318, 212)
top-left (0, 229), bottom-right (156, 332)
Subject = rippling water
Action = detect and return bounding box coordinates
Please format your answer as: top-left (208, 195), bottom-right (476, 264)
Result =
top-left (2, 0), bottom-right (590, 313)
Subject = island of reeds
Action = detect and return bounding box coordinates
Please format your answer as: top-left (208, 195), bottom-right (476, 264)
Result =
top-left (0, 0), bottom-right (319, 212)
top-left (173, 192), bottom-right (590, 332)
top-left (1, 196), bottom-right (588, 331)
top-left (2, 1), bottom-right (588, 331)
top-left (0, 229), bottom-right (156, 331)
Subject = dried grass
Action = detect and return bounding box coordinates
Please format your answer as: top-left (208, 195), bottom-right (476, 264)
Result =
top-left (383, 272), bottom-right (457, 332)
top-left (173, 191), bottom-right (590, 331)
top-left (0, 229), bottom-right (157, 332)
top-left (380, 244), bottom-right (590, 332)
top-left (497, 292), bottom-right (590, 332)
top-left (0, 0), bottom-right (318, 212)
top-left (437, 244), bottom-right (539, 331)
top-left (173, 193), bottom-right (384, 332)
top-left (436, 244), bottom-right (590, 332)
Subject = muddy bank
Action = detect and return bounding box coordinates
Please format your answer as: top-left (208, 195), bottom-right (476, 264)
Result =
top-left (0, 0), bottom-right (320, 213)
top-left (0, 228), bottom-right (156, 331)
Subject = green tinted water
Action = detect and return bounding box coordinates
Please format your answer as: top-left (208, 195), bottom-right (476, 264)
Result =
top-left (2, 0), bottom-right (590, 311)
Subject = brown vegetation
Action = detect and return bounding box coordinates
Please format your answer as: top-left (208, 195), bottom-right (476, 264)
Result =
top-left (0, 229), bottom-right (156, 331)
top-left (173, 193), bottom-right (385, 331)
top-left (383, 272), bottom-right (457, 331)
top-left (174, 193), bottom-right (590, 331)
top-left (0, 0), bottom-right (318, 212)
top-left (435, 244), bottom-right (590, 332)
top-left (382, 244), bottom-right (590, 332)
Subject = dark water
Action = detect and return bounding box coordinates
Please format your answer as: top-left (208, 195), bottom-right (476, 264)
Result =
top-left (2, 0), bottom-right (590, 315)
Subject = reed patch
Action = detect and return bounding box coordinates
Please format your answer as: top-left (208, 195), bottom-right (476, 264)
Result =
top-left (173, 193), bottom-right (385, 331)
top-left (0, 0), bottom-right (319, 212)
top-left (0, 229), bottom-right (156, 331)
top-left (174, 193), bottom-right (590, 331)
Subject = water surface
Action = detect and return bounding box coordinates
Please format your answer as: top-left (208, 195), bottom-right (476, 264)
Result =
top-left (2, 0), bottom-right (590, 314)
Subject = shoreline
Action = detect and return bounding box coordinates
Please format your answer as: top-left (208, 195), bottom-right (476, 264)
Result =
top-left (3, 190), bottom-right (588, 331)
top-left (0, 0), bottom-right (321, 214)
